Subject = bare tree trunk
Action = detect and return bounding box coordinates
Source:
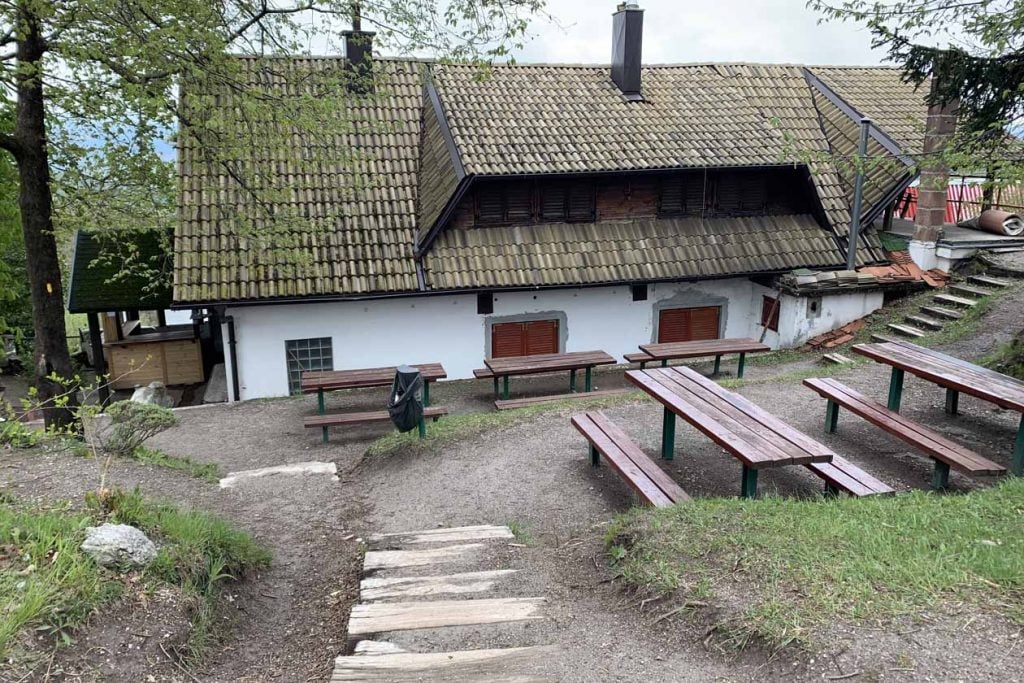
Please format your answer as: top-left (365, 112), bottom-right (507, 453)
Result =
top-left (12, 1), bottom-right (78, 429)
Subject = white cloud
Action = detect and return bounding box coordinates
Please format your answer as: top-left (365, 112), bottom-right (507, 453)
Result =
top-left (514, 0), bottom-right (888, 66)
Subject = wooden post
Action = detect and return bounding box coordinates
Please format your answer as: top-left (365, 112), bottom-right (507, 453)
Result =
top-left (86, 312), bottom-right (110, 405)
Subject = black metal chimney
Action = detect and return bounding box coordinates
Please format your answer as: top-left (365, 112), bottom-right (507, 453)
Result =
top-left (611, 2), bottom-right (644, 101)
top-left (343, 3), bottom-right (375, 94)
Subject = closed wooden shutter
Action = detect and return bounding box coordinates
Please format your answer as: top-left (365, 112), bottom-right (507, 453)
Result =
top-left (566, 183), bottom-right (595, 222)
top-left (657, 307), bottom-right (721, 343)
top-left (658, 182), bottom-right (684, 216)
top-left (540, 185), bottom-right (567, 222)
top-left (505, 184), bottom-right (533, 223)
top-left (491, 319), bottom-right (559, 357)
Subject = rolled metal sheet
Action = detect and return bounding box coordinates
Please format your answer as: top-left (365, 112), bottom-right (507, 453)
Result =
top-left (978, 209), bottom-right (1024, 236)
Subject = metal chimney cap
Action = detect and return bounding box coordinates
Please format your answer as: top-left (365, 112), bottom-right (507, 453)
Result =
top-left (616, 2), bottom-right (642, 11)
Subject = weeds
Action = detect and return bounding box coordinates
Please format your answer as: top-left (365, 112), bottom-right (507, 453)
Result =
top-left (130, 446), bottom-right (222, 483)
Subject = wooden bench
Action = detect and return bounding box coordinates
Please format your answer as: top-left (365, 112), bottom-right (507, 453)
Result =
top-left (638, 338), bottom-right (771, 378)
top-left (623, 352), bottom-right (655, 369)
top-left (483, 351), bottom-right (618, 400)
top-left (805, 456), bottom-right (895, 497)
top-left (571, 411), bottom-right (690, 507)
top-left (304, 406), bottom-right (449, 442)
top-left (804, 377), bottom-right (1005, 490)
top-left (494, 388), bottom-right (635, 411)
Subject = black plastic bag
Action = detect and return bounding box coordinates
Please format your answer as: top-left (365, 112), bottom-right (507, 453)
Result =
top-left (388, 365), bottom-right (424, 432)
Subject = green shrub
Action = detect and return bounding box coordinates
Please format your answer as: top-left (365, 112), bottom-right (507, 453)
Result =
top-left (101, 401), bottom-right (178, 457)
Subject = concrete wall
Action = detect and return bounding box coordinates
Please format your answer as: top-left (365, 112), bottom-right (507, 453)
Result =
top-left (227, 278), bottom-right (779, 400)
top-left (777, 290), bottom-right (885, 347)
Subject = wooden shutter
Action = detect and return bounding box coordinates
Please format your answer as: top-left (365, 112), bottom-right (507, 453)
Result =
top-left (540, 185), bottom-right (567, 222)
top-left (491, 319), bottom-right (559, 357)
top-left (505, 184), bottom-right (533, 223)
top-left (566, 183), bottom-right (595, 222)
top-left (476, 192), bottom-right (504, 226)
top-left (761, 296), bottom-right (780, 332)
top-left (658, 307), bottom-right (720, 343)
top-left (658, 182), bottom-right (684, 216)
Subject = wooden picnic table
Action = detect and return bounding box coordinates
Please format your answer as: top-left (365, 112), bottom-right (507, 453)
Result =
top-left (637, 338), bottom-right (771, 378)
top-left (852, 340), bottom-right (1024, 474)
top-left (301, 363), bottom-right (447, 442)
top-left (626, 366), bottom-right (834, 497)
top-left (483, 351), bottom-right (617, 400)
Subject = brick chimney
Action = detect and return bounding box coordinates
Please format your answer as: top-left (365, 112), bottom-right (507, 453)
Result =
top-left (909, 77), bottom-right (958, 270)
top-left (611, 2), bottom-right (644, 101)
top-left (343, 3), bottom-right (375, 94)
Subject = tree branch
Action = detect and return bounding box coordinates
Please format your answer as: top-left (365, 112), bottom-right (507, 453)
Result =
top-left (0, 132), bottom-right (20, 156)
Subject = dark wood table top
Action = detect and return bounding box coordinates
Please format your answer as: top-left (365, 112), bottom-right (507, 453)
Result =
top-left (852, 341), bottom-right (1024, 412)
top-left (301, 363), bottom-right (447, 393)
top-left (626, 366), bottom-right (834, 468)
top-left (484, 350), bottom-right (617, 376)
top-left (639, 338), bottom-right (771, 361)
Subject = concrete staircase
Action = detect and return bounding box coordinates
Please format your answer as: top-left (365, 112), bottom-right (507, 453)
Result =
top-left (885, 273), bottom-right (1009, 341)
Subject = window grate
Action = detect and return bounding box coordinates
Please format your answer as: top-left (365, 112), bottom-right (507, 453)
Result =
top-left (285, 337), bottom-right (333, 394)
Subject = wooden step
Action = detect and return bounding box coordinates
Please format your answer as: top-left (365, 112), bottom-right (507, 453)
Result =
top-left (363, 544), bottom-right (483, 571)
top-left (905, 314), bottom-right (944, 331)
top-left (934, 294), bottom-right (978, 308)
top-left (332, 646), bottom-right (557, 682)
top-left (360, 570), bottom-right (518, 602)
top-left (347, 598), bottom-right (546, 637)
top-left (494, 388), bottom-right (635, 411)
top-left (887, 323), bottom-right (927, 338)
top-left (870, 333), bottom-right (900, 344)
top-left (949, 283), bottom-right (991, 298)
top-left (822, 353), bottom-right (854, 365)
top-left (968, 274), bottom-right (1010, 288)
top-left (369, 525), bottom-right (513, 547)
top-left (920, 305), bottom-right (962, 321)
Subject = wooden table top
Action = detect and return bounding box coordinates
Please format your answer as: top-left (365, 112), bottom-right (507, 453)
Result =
top-left (639, 338), bottom-right (770, 361)
top-left (626, 366), bottom-right (834, 468)
top-left (484, 350), bottom-right (617, 376)
top-left (301, 363), bottom-right (447, 393)
top-left (852, 341), bottom-right (1024, 412)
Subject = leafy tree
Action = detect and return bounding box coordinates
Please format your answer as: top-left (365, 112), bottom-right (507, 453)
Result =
top-left (0, 0), bottom-right (544, 428)
top-left (0, 117), bottom-right (29, 343)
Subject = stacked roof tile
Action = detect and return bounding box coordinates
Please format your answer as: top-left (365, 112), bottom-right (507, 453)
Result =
top-left (174, 57), bottom-right (931, 305)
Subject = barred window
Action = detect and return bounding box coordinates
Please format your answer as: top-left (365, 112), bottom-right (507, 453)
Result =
top-left (285, 337), bottom-right (333, 394)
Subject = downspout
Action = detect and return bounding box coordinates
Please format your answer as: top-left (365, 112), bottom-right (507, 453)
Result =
top-left (217, 308), bottom-right (241, 402)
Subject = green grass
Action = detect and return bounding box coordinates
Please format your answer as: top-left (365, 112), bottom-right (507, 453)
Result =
top-left (607, 479), bottom-right (1024, 651)
top-left (879, 231), bottom-right (910, 252)
top-left (130, 446), bottom-right (222, 483)
top-left (366, 391), bottom-right (648, 457)
top-left (0, 489), bottom-right (270, 666)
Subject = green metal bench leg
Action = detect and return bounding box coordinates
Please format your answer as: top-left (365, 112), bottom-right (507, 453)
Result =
top-left (661, 359), bottom-right (668, 368)
top-left (824, 399), bottom-right (840, 434)
top-left (590, 443), bottom-right (600, 467)
top-left (661, 407), bottom-right (676, 461)
top-left (931, 460), bottom-right (950, 491)
top-left (741, 466), bottom-right (758, 499)
top-left (824, 482), bottom-right (840, 497)
top-left (423, 380), bottom-right (431, 407)
top-left (639, 361), bottom-right (647, 369)
top-left (887, 368), bottom-right (905, 412)
top-left (569, 369), bottom-right (577, 393)
top-left (944, 388), bottom-right (958, 416)
top-left (318, 388), bottom-right (328, 443)
top-left (1013, 415), bottom-right (1024, 476)
top-left (502, 375), bottom-right (510, 400)
top-left (737, 353), bottom-right (747, 379)
top-left (493, 377), bottom-right (499, 397)
top-left (418, 416), bottom-right (426, 439)
top-left (713, 355), bottom-right (721, 376)
top-left (585, 367), bottom-right (593, 391)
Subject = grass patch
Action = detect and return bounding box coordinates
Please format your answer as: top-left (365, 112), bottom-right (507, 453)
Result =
top-left (879, 231), bottom-right (910, 252)
top-left (130, 446), bottom-right (222, 483)
top-left (607, 479), bottom-right (1024, 650)
top-left (0, 489), bottom-right (269, 666)
top-left (506, 520), bottom-right (535, 546)
top-left (366, 391), bottom-right (647, 457)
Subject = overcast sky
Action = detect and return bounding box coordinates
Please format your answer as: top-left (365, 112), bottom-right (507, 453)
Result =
top-left (509, 0), bottom-right (887, 66)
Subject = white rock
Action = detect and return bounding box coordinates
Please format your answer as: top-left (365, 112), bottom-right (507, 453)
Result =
top-left (81, 523), bottom-right (158, 568)
top-left (131, 381), bottom-right (174, 408)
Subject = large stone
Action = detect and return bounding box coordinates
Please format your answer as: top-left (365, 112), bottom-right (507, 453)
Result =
top-left (131, 381), bottom-right (174, 408)
top-left (81, 523), bottom-right (158, 569)
top-left (203, 363), bottom-right (228, 403)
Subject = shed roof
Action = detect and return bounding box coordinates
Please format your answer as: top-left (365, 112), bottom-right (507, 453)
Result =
top-left (67, 230), bottom-right (172, 314)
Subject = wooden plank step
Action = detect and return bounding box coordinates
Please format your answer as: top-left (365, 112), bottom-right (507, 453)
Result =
top-left (822, 353), bottom-right (854, 365)
top-left (346, 598), bottom-right (546, 637)
top-left (369, 525), bottom-right (513, 546)
top-left (905, 314), bottom-right (944, 331)
top-left (934, 294), bottom-right (978, 308)
top-left (949, 283), bottom-right (992, 298)
top-left (920, 305), bottom-right (962, 321)
top-left (870, 333), bottom-right (900, 344)
top-left (886, 323), bottom-right (927, 338)
top-left (494, 388), bottom-right (635, 411)
top-left (968, 274), bottom-right (1010, 288)
top-left (332, 646), bottom-right (557, 682)
top-left (363, 544), bottom-right (483, 571)
top-left (352, 641), bottom-right (407, 656)
top-left (360, 570), bottom-right (518, 601)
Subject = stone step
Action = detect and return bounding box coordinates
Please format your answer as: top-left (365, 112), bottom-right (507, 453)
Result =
top-left (347, 598), bottom-right (546, 639)
top-left (332, 646), bottom-right (558, 682)
top-left (870, 333), bottom-right (900, 344)
top-left (822, 353), bottom-right (854, 365)
top-left (905, 314), bottom-right (944, 331)
top-left (887, 323), bottom-right (927, 338)
top-left (968, 274), bottom-right (1010, 288)
top-left (934, 294), bottom-right (978, 308)
top-left (369, 525), bottom-right (513, 548)
top-left (360, 570), bottom-right (518, 602)
top-left (920, 305), bottom-right (962, 321)
top-left (949, 283), bottom-right (992, 298)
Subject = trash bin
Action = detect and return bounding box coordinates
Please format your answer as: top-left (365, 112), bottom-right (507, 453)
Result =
top-left (388, 365), bottom-right (424, 433)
